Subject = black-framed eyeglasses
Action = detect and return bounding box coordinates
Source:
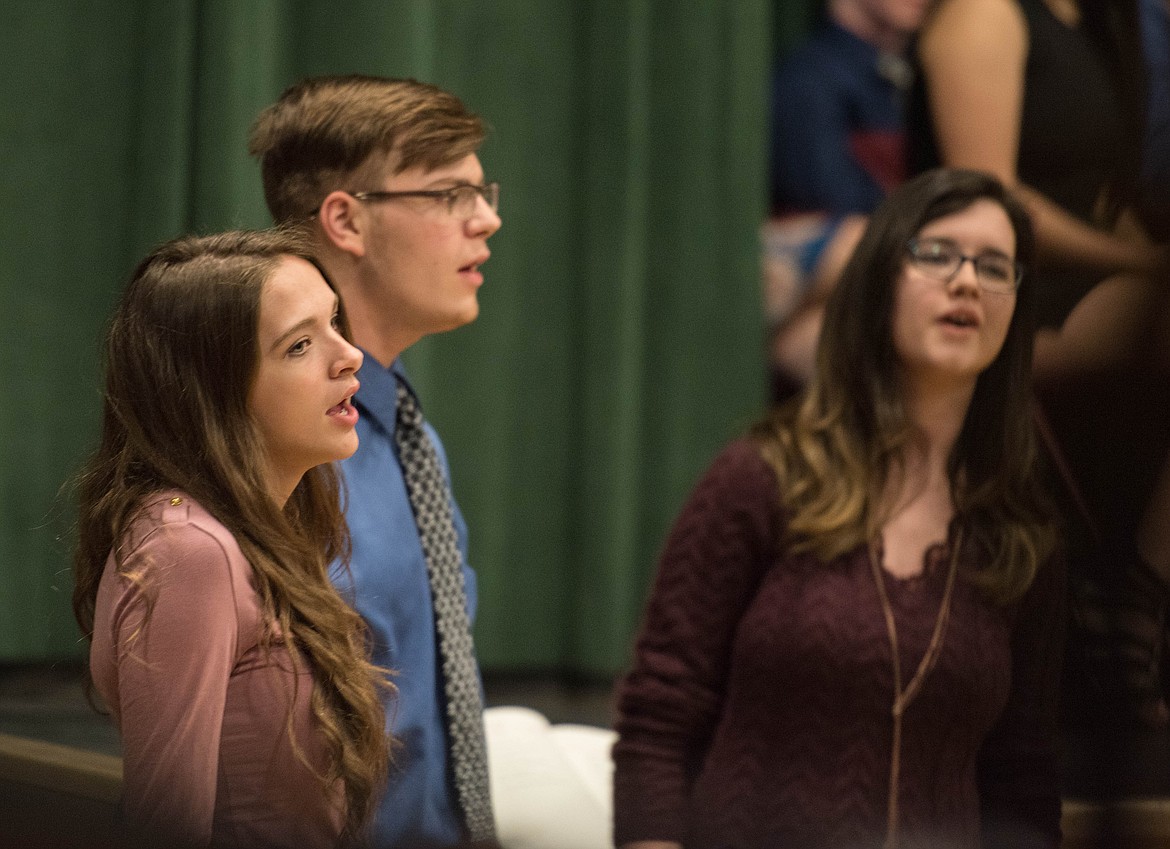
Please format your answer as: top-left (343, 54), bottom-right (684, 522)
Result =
top-left (905, 237), bottom-right (1021, 294)
top-left (347, 181), bottom-right (500, 219)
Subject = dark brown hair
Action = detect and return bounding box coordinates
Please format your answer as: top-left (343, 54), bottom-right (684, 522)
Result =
top-left (754, 168), bottom-right (1054, 602)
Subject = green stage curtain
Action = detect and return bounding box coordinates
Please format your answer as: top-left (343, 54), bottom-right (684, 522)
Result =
top-left (0, 1), bottom-right (812, 676)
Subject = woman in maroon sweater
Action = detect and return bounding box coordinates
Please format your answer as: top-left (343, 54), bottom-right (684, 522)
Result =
top-left (614, 169), bottom-right (1063, 849)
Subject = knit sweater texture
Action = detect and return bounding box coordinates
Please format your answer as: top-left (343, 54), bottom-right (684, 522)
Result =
top-left (613, 439), bottom-right (1064, 849)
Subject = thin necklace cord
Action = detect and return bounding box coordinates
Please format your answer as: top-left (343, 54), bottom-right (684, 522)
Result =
top-left (869, 528), bottom-right (962, 849)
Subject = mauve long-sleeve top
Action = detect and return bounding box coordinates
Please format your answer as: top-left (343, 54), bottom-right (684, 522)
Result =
top-left (90, 492), bottom-right (344, 849)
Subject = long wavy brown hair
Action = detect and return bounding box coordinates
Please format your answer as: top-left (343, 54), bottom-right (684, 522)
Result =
top-left (72, 228), bottom-right (390, 840)
top-left (754, 168), bottom-right (1056, 603)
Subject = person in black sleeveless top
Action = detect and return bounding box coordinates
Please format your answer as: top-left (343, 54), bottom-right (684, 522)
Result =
top-left (908, 0), bottom-right (1170, 732)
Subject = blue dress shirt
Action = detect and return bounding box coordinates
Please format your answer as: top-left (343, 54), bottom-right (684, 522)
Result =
top-left (331, 354), bottom-right (478, 849)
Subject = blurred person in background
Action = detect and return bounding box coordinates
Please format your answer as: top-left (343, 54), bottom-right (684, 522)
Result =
top-left (765, 0), bottom-right (932, 399)
top-left (908, 0), bottom-right (1170, 732)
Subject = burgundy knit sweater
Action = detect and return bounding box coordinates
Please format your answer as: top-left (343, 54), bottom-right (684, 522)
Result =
top-left (613, 439), bottom-right (1065, 849)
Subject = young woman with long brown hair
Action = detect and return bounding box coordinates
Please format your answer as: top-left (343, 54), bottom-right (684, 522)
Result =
top-left (614, 169), bottom-right (1063, 849)
top-left (72, 229), bottom-right (391, 848)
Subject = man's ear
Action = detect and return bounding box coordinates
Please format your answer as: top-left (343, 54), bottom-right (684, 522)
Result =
top-left (317, 190), bottom-right (366, 258)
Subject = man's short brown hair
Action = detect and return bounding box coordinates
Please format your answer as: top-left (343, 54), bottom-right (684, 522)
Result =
top-left (248, 75), bottom-right (486, 222)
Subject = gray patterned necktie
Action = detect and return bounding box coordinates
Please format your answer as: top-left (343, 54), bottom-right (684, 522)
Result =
top-left (394, 379), bottom-right (496, 842)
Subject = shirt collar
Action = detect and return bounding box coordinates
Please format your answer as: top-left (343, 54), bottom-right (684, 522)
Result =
top-left (352, 352), bottom-right (419, 434)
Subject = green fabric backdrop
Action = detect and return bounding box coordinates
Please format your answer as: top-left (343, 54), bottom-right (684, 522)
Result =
top-left (0, 1), bottom-right (814, 676)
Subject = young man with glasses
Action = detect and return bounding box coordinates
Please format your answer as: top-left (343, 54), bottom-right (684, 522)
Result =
top-left (249, 75), bottom-right (502, 848)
